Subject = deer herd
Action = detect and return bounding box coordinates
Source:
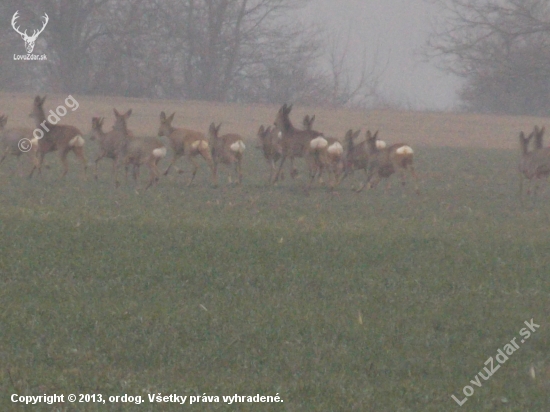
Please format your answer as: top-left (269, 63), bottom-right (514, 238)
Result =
top-left (0, 98), bottom-right (422, 195)
top-left (5, 96), bottom-right (548, 199)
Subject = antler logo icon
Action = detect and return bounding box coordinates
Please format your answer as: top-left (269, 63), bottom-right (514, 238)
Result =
top-left (11, 11), bottom-right (49, 54)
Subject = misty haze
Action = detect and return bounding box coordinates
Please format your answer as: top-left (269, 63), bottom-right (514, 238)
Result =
top-left (0, 1), bottom-right (549, 411)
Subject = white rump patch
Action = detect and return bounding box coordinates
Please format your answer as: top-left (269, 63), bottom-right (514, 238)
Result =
top-left (327, 141), bottom-right (343, 156)
top-left (192, 140), bottom-right (209, 150)
top-left (396, 145), bottom-right (413, 155)
top-left (277, 131), bottom-right (282, 139)
top-left (376, 140), bottom-right (387, 149)
top-left (310, 136), bottom-right (328, 150)
top-left (230, 140), bottom-right (246, 153)
top-left (152, 147), bottom-right (167, 158)
top-left (69, 135), bottom-right (85, 147)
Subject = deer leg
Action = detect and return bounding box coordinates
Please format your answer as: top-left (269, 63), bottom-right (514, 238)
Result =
top-left (269, 159), bottom-right (275, 183)
top-left (29, 151), bottom-right (45, 178)
top-left (145, 158), bottom-right (160, 190)
top-left (113, 158), bottom-right (121, 188)
top-left (59, 149), bottom-right (70, 178)
top-left (305, 156), bottom-right (317, 192)
top-left (200, 148), bottom-right (216, 186)
top-left (354, 169), bottom-right (370, 193)
top-left (164, 152), bottom-right (181, 176)
top-left (290, 157), bottom-right (298, 179)
top-left (94, 152), bottom-right (105, 181)
top-left (273, 154), bottom-right (287, 183)
top-left (73, 146), bottom-right (87, 178)
top-left (186, 154), bottom-right (200, 186)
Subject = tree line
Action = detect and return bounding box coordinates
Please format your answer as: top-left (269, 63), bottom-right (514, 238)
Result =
top-left (425, 0), bottom-right (550, 115)
top-left (0, 0), bottom-right (379, 108)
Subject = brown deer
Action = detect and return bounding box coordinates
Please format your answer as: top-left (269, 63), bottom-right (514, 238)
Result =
top-left (301, 113), bottom-right (346, 188)
top-left (89, 113), bottom-right (131, 187)
top-left (257, 125), bottom-right (283, 183)
top-left (123, 137), bottom-right (167, 190)
top-left (272, 103), bottom-right (327, 192)
top-left (341, 129), bottom-right (387, 191)
top-left (157, 111), bottom-right (215, 186)
top-left (519, 126), bottom-right (550, 199)
top-left (28, 95), bottom-right (87, 178)
top-left (364, 130), bottom-right (418, 193)
top-left (322, 136), bottom-right (345, 188)
top-left (208, 122), bottom-right (245, 185)
top-left (0, 114), bottom-right (38, 175)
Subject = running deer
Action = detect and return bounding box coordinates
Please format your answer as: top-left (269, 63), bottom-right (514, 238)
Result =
top-left (29, 95), bottom-right (87, 178)
top-left (124, 137), bottom-right (167, 190)
top-left (364, 130), bottom-right (418, 193)
top-left (89, 112), bottom-right (132, 187)
top-left (272, 103), bottom-right (327, 192)
top-left (518, 126), bottom-right (550, 199)
top-left (342, 129), bottom-right (368, 189)
top-left (157, 111), bottom-right (215, 186)
top-left (341, 129), bottom-right (388, 191)
top-left (207, 122), bottom-right (245, 185)
top-left (302, 113), bottom-right (344, 186)
top-left (257, 125), bottom-right (283, 183)
top-left (302, 115), bottom-right (350, 188)
top-left (323, 136), bottom-right (345, 188)
top-left (0, 114), bottom-right (38, 175)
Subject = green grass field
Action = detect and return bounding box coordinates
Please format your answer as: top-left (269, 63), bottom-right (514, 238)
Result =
top-left (0, 144), bottom-right (549, 411)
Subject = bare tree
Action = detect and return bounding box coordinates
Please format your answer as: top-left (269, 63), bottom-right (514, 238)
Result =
top-left (323, 30), bottom-right (386, 108)
top-left (425, 0), bottom-right (550, 115)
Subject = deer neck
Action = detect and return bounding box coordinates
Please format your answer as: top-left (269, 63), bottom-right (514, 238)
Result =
top-left (32, 107), bottom-right (48, 129)
top-left (279, 116), bottom-right (297, 136)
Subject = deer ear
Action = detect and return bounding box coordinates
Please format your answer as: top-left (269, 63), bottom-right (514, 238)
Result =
top-left (113, 108), bottom-right (120, 117)
top-left (160, 111), bottom-right (166, 120)
top-left (125, 109), bottom-right (132, 118)
top-left (287, 104), bottom-right (293, 114)
top-left (310, 115), bottom-right (315, 123)
top-left (168, 112), bottom-right (175, 122)
top-left (258, 125), bottom-right (265, 134)
top-left (41, 96), bottom-right (47, 105)
top-left (373, 130), bottom-right (379, 139)
top-left (353, 129), bottom-right (360, 139)
top-left (540, 126), bottom-right (545, 137)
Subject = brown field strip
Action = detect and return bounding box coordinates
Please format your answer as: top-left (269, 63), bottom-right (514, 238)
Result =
top-left (1, 92), bottom-right (547, 150)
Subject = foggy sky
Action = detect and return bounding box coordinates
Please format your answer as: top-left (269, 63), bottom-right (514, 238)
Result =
top-left (305, 0), bottom-right (461, 110)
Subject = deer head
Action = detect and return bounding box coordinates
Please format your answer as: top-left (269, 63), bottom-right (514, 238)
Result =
top-left (12, 11), bottom-right (49, 54)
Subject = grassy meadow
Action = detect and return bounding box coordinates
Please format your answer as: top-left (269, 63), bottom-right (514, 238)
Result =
top-left (0, 94), bottom-right (549, 411)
